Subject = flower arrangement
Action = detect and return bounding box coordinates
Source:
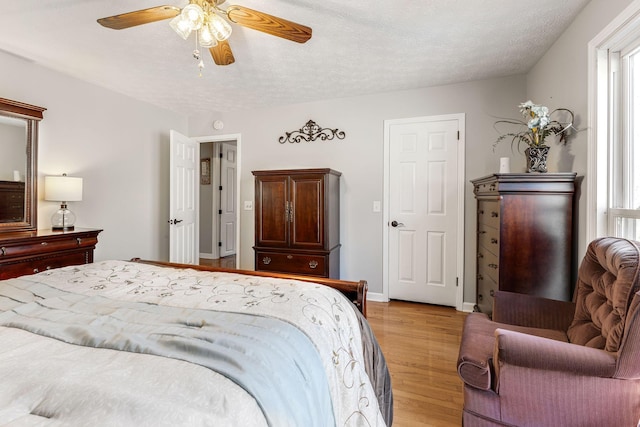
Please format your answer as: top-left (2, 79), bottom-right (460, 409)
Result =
top-left (493, 101), bottom-right (575, 151)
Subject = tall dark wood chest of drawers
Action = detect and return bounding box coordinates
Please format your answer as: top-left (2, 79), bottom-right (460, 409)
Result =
top-left (471, 173), bottom-right (576, 315)
top-left (0, 228), bottom-right (102, 280)
top-left (253, 169), bottom-right (341, 279)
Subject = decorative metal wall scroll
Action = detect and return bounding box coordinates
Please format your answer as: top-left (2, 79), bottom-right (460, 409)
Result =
top-left (279, 119), bottom-right (346, 144)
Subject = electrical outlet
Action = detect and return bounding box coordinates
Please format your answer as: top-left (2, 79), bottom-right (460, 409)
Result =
top-left (244, 201), bottom-right (253, 210)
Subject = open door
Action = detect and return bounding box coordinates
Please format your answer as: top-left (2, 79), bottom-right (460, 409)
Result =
top-left (169, 129), bottom-right (199, 264)
top-left (219, 142), bottom-right (237, 257)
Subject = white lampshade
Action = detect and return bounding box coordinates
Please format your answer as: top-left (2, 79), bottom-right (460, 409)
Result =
top-left (44, 175), bottom-right (83, 202)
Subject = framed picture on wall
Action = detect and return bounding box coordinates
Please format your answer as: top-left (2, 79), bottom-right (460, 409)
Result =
top-left (200, 158), bottom-right (211, 185)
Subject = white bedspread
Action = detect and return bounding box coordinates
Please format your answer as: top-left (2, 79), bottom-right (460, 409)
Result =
top-left (0, 260), bottom-right (386, 426)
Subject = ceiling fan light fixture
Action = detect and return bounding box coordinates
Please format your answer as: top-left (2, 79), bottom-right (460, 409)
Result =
top-left (169, 14), bottom-right (192, 40)
top-left (181, 3), bottom-right (205, 31)
top-left (208, 13), bottom-right (232, 42)
top-left (198, 23), bottom-right (218, 48)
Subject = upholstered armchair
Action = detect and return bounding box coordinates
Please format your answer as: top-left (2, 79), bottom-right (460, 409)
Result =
top-left (457, 237), bottom-right (640, 426)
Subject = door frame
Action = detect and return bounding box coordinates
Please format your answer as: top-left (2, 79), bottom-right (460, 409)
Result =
top-left (194, 133), bottom-right (241, 269)
top-left (382, 114), bottom-right (465, 311)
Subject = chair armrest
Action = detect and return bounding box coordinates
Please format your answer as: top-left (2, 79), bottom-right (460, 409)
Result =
top-left (493, 290), bottom-right (575, 330)
top-left (494, 328), bottom-right (617, 377)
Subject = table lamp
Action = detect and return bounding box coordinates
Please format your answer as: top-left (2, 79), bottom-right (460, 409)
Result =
top-left (44, 174), bottom-right (83, 231)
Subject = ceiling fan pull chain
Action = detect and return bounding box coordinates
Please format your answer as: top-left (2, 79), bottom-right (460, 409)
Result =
top-left (193, 32), bottom-right (205, 77)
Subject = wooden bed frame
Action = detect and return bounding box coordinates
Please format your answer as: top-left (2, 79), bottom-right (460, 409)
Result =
top-left (130, 259), bottom-right (368, 317)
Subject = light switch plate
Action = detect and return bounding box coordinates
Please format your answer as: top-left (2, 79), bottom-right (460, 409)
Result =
top-left (244, 201), bottom-right (253, 210)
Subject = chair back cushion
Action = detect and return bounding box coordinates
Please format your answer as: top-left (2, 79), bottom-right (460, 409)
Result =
top-left (567, 237), bottom-right (640, 352)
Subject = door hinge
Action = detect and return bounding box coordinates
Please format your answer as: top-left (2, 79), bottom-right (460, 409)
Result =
top-left (218, 242), bottom-right (222, 247)
top-left (219, 185), bottom-right (223, 191)
top-left (456, 277), bottom-right (459, 287)
top-left (218, 209), bottom-right (222, 215)
top-left (457, 131), bottom-right (460, 140)
top-left (219, 152), bottom-right (223, 158)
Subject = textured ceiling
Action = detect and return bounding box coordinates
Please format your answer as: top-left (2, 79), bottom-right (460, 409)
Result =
top-left (0, 0), bottom-right (590, 116)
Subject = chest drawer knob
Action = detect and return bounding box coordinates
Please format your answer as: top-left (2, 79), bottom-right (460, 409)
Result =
top-left (287, 255), bottom-right (293, 259)
top-left (262, 256), bottom-right (271, 265)
top-left (41, 242), bottom-right (48, 246)
top-left (33, 268), bottom-right (39, 273)
top-left (76, 238), bottom-right (82, 245)
top-left (0, 247), bottom-right (5, 256)
top-left (490, 238), bottom-right (498, 244)
top-left (309, 260), bottom-right (318, 269)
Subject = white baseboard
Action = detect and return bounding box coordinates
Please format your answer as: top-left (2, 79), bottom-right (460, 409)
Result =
top-left (462, 302), bottom-right (476, 313)
top-left (199, 253), bottom-right (217, 260)
top-left (366, 292), bottom-right (389, 302)
top-left (367, 293), bottom-right (476, 313)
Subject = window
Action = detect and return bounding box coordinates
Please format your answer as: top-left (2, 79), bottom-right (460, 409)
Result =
top-left (589, 3), bottom-right (640, 241)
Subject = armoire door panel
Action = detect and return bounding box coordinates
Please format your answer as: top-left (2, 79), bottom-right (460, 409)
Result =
top-left (290, 175), bottom-right (324, 249)
top-left (255, 177), bottom-right (289, 247)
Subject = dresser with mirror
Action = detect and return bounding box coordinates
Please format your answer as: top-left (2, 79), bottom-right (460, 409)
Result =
top-left (0, 97), bottom-right (101, 279)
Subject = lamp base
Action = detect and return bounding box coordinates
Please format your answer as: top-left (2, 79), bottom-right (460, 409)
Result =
top-left (52, 226), bottom-right (75, 232)
top-left (51, 204), bottom-right (77, 231)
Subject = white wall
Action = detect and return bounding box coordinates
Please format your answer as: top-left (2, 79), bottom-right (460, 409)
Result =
top-left (526, 0), bottom-right (634, 262)
top-left (190, 75), bottom-right (526, 299)
top-left (0, 50), bottom-right (188, 262)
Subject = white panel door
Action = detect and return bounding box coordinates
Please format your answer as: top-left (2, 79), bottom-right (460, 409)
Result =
top-left (388, 117), bottom-right (460, 306)
top-left (219, 142), bottom-right (236, 257)
top-left (169, 129), bottom-right (198, 264)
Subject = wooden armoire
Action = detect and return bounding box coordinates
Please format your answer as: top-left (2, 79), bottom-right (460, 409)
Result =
top-left (253, 169), bottom-right (341, 279)
top-left (471, 173), bottom-right (577, 315)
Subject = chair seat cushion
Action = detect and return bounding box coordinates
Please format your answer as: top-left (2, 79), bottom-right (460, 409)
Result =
top-left (457, 312), bottom-right (568, 390)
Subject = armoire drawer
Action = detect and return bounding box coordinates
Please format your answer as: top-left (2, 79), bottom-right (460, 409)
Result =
top-left (255, 251), bottom-right (328, 277)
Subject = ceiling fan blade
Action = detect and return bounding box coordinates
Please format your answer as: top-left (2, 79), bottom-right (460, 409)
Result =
top-left (97, 6), bottom-right (180, 30)
top-left (226, 6), bottom-right (312, 43)
top-left (210, 40), bottom-right (235, 66)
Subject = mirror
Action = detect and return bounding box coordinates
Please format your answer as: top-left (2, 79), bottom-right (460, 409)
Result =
top-left (0, 98), bottom-right (45, 233)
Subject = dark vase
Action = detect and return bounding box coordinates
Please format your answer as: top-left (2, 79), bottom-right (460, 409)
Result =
top-left (525, 145), bottom-right (550, 173)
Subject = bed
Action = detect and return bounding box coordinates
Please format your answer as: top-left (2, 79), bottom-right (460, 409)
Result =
top-left (0, 259), bottom-right (392, 426)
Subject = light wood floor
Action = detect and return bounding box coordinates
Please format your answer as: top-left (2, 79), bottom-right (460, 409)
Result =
top-left (199, 255), bottom-right (236, 269)
top-left (367, 301), bottom-right (467, 427)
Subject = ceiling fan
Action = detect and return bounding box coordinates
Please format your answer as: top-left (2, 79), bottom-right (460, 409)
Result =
top-left (97, 0), bottom-right (312, 68)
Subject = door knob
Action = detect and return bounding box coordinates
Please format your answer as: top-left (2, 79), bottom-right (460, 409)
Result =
top-left (390, 220), bottom-right (404, 227)
top-left (168, 219), bottom-right (184, 225)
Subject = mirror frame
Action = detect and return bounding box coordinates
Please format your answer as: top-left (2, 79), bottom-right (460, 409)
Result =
top-left (0, 97), bottom-right (46, 234)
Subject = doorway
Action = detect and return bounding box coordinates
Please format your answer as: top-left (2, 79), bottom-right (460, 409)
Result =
top-left (195, 134), bottom-right (241, 269)
top-left (383, 114), bottom-right (465, 310)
